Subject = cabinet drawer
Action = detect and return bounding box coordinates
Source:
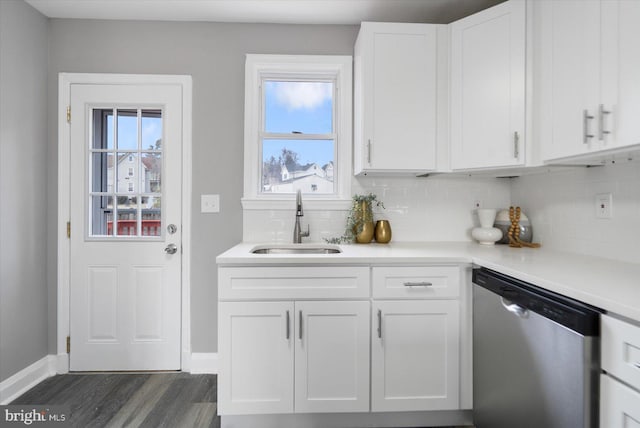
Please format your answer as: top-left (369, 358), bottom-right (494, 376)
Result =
top-left (219, 266), bottom-right (370, 300)
top-left (600, 374), bottom-right (640, 427)
top-left (372, 266), bottom-right (460, 299)
top-left (602, 314), bottom-right (640, 391)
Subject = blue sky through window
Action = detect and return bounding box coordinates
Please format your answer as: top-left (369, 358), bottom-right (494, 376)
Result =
top-left (263, 80), bottom-right (334, 168)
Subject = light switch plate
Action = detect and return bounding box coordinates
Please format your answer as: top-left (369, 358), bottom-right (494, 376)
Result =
top-left (201, 194), bottom-right (220, 213)
top-left (595, 193), bottom-right (612, 219)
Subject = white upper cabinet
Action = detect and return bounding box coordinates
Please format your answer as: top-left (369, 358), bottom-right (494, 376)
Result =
top-left (539, 0), bottom-right (640, 162)
top-left (353, 22), bottom-right (447, 175)
top-left (450, 0), bottom-right (526, 170)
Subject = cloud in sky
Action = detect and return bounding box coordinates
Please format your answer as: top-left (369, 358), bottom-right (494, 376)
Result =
top-left (271, 81), bottom-right (332, 110)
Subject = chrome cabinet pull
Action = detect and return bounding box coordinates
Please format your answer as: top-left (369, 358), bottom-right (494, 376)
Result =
top-left (513, 131), bottom-right (520, 159)
top-left (377, 309), bottom-right (382, 339)
top-left (367, 139), bottom-right (372, 165)
top-left (598, 104), bottom-right (611, 141)
top-left (403, 281), bottom-right (433, 287)
top-left (286, 310), bottom-right (290, 340)
top-left (583, 110), bottom-right (595, 144)
top-left (634, 362), bottom-right (640, 370)
top-left (299, 310), bottom-right (303, 340)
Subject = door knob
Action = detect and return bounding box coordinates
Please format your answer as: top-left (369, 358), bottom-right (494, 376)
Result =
top-left (164, 243), bottom-right (178, 254)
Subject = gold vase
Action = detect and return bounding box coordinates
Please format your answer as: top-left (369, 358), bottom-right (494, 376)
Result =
top-left (375, 220), bottom-right (392, 243)
top-left (354, 200), bottom-right (374, 243)
top-left (355, 221), bottom-right (375, 243)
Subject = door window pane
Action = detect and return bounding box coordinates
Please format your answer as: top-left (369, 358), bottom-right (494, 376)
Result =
top-left (117, 153), bottom-right (138, 193)
top-left (89, 108), bottom-right (163, 239)
top-left (141, 153), bottom-right (162, 193)
top-left (117, 109), bottom-right (138, 150)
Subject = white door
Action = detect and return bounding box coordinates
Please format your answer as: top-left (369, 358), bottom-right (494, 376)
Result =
top-left (69, 83), bottom-right (183, 371)
top-left (294, 301), bottom-right (370, 413)
top-left (450, 0), bottom-right (525, 170)
top-left (372, 300), bottom-right (460, 412)
top-left (218, 302), bottom-right (294, 415)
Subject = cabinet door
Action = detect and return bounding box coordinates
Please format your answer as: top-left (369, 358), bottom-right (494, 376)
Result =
top-left (372, 300), bottom-right (460, 412)
top-left (539, 0), bottom-right (601, 161)
top-left (450, 0), bottom-right (525, 170)
top-left (354, 22), bottom-right (440, 174)
top-left (601, 0), bottom-right (640, 151)
top-left (218, 301), bottom-right (294, 415)
top-left (600, 375), bottom-right (640, 428)
top-left (294, 301), bottom-right (370, 413)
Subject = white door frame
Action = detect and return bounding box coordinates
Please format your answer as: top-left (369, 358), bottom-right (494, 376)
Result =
top-left (57, 73), bottom-right (193, 373)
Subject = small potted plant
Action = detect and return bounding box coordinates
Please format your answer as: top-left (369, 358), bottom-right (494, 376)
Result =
top-left (326, 193), bottom-right (384, 244)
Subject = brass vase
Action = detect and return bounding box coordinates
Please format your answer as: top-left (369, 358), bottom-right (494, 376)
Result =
top-left (354, 201), bottom-right (374, 243)
top-left (375, 220), bottom-right (392, 243)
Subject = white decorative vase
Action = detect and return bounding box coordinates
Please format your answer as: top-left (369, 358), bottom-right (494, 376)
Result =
top-left (472, 209), bottom-right (503, 245)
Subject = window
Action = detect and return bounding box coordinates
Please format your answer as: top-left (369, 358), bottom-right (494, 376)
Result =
top-left (89, 108), bottom-right (163, 237)
top-left (243, 55), bottom-right (352, 209)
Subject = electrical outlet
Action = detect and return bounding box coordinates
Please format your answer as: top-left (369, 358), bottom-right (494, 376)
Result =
top-left (201, 194), bottom-right (220, 213)
top-left (595, 193), bottom-right (612, 219)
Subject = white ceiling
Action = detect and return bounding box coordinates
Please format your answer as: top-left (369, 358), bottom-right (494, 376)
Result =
top-left (24, 0), bottom-right (504, 25)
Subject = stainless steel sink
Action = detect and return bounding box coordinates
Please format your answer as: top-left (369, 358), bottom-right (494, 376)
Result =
top-left (251, 244), bottom-right (342, 254)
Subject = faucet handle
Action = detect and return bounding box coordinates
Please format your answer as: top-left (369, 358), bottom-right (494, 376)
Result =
top-left (301, 224), bottom-right (310, 238)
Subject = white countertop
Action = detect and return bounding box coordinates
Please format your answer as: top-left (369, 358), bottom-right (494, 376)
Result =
top-left (217, 242), bottom-right (640, 323)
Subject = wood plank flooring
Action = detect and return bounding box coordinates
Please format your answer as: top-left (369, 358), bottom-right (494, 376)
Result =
top-left (10, 372), bottom-right (219, 428)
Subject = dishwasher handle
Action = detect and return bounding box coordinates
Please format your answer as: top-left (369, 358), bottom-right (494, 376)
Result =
top-left (501, 297), bottom-right (529, 319)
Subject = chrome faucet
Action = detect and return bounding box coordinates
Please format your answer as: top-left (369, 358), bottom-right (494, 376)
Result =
top-left (293, 190), bottom-right (310, 243)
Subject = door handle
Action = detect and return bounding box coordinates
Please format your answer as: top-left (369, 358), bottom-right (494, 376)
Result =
top-left (513, 131), bottom-right (520, 159)
top-left (299, 310), bottom-right (303, 340)
top-left (164, 243), bottom-right (178, 254)
top-left (377, 309), bottom-right (382, 339)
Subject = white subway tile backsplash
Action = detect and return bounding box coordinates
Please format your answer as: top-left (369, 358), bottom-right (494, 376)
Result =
top-left (243, 175), bottom-right (512, 243)
top-left (511, 161), bottom-right (640, 264)
top-left (243, 160), bottom-right (639, 263)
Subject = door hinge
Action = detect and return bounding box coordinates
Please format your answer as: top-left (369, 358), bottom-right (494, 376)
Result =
top-left (66, 106), bottom-right (71, 123)
top-left (66, 336), bottom-right (70, 354)
top-left (66, 221), bottom-right (71, 239)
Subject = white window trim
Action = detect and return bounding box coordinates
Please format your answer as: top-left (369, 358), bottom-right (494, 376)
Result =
top-left (242, 54), bottom-right (353, 211)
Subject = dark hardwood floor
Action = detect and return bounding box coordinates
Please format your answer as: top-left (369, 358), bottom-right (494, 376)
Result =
top-left (10, 372), bottom-right (219, 428)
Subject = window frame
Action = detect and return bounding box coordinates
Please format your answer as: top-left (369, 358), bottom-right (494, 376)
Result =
top-left (242, 54), bottom-right (352, 210)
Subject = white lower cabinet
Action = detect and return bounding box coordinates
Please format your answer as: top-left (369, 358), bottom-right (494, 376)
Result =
top-left (372, 300), bottom-right (460, 412)
top-left (600, 374), bottom-right (640, 427)
top-left (601, 313), bottom-right (640, 427)
top-left (218, 263), bottom-right (469, 424)
top-left (219, 300), bottom-right (370, 415)
top-left (218, 301), bottom-right (294, 415)
top-left (295, 300), bottom-right (370, 413)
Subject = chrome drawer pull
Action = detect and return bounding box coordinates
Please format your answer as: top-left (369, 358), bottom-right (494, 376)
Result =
top-left (286, 310), bottom-right (290, 340)
top-left (403, 281), bottom-right (433, 287)
top-left (634, 362), bottom-right (640, 370)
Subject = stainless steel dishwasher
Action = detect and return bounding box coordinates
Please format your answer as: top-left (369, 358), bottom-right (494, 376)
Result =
top-left (472, 267), bottom-right (601, 428)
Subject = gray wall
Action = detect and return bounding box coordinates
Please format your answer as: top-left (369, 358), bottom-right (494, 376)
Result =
top-left (0, 0), bottom-right (49, 382)
top-left (47, 19), bottom-right (359, 353)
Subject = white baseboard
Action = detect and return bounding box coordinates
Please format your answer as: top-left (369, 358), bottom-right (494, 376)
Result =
top-left (0, 351), bottom-right (215, 403)
top-left (189, 353), bottom-right (218, 374)
top-left (0, 355), bottom-right (57, 404)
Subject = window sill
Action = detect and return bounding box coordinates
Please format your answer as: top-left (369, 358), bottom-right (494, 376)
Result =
top-left (241, 198), bottom-right (352, 211)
